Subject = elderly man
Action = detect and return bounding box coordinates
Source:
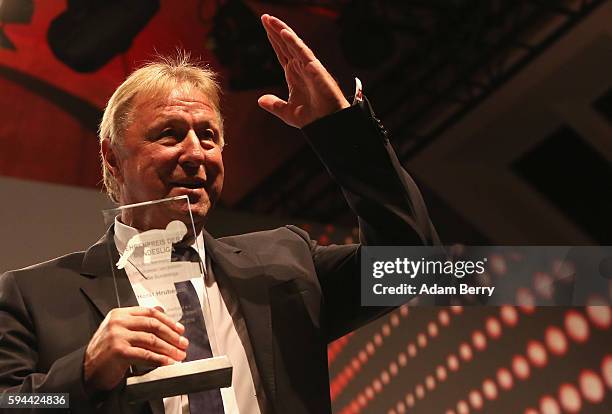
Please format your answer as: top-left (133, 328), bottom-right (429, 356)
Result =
top-left (0, 14), bottom-right (437, 414)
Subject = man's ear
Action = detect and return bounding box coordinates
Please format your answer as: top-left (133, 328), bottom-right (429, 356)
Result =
top-left (101, 138), bottom-right (123, 183)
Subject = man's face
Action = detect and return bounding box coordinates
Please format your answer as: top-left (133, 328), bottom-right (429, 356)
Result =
top-left (110, 85), bottom-right (224, 230)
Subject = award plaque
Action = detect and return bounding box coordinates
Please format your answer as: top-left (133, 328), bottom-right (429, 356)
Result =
top-left (102, 195), bottom-right (232, 402)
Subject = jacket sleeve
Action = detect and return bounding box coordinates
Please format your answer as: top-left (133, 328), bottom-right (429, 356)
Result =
top-left (0, 271), bottom-right (95, 413)
top-left (298, 99), bottom-right (439, 341)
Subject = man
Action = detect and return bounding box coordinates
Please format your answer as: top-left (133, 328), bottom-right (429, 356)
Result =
top-left (0, 14), bottom-right (437, 414)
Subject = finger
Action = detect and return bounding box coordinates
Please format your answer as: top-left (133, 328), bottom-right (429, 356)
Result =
top-left (120, 346), bottom-right (178, 367)
top-left (127, 307), bottom-right (185, 335)
top-left (261, 15), bottom-right (290, 66)
top-left (280, 28), bottom-right (317, 64)
top-left (127, 331), bottom-right (187, 362)
top-left (124, 316), bottom-right (189, 351)
top-left (258, 94), bottom-right (290, 119)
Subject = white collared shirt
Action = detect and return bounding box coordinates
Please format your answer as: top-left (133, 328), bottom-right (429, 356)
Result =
top-left (114, 218), bottom-right (261, 414)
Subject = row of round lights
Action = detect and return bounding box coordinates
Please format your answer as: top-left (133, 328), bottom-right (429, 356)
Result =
top-left (443, 307), bottom-right (610, 414)
top-left (337, 306), bottom-right (464, 414)
top-left (330, 304), bottom-right (413, 401)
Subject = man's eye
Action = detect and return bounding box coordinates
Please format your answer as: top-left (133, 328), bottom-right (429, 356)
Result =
top-left (159, 129), bottom-right (175, 138)
top-left (200, 129), bottom-right (216, 141)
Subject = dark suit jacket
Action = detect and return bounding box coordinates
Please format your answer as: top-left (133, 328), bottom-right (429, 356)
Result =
top-left (0, 101), bottom-right (438, 413)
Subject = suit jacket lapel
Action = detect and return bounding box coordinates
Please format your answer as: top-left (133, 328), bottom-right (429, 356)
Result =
top-left (203, 231), bottom-right (275, 413)
top-left (80, 230), bottom-right (139, 318)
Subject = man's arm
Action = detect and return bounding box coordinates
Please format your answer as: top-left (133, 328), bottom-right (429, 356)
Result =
top-left (0, 272), bottom-right (93, 413)
top-left (258, 15), bottom-right (439, 341)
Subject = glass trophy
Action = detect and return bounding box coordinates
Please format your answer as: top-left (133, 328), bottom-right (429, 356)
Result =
top-left (101, 195), bottom-right (232, 402)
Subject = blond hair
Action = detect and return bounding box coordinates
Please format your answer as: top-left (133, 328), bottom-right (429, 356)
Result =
top-left (99, 52), bottom-right (223, 202)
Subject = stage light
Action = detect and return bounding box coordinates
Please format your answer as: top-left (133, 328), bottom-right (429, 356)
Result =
top-left (511, 355), bottom-right (530, 380)
top-left (459, 342), bottom-right (473, 362)
top-left (496, 368), bottom-right (513, 390)
top-left (578, 370), bottom-right (604, 404)
top-left (545, 326), bottom-right (568, 356)
top-left (485, 317), bottom-right (502, 339)
top-left (602, 355), bottom-right (612, 389)
top-left (500, 305), bottom-right (519, 326)
top-left (208, 0), bottom-right (282, 90)
top-left (564, 310), bottom-right (590, 343)
top-left (472, 330), bottom-right (487, 351)
top-left (47, 0), bottom-right (159, 72)
top-left (0, 0), bottom-right (33, 50)
top-left (586, 305), bottom-right (611, 330)
top-left (468, 390), bottom-right (483, 410)
top-left (526, 340), bottom-right (548, 368)
top-left (436, 365), bottom-right (447, 381)
top-left (558, 383), bottom-right (582, 413)
top-left (482, 378), bottom-right (497, 400)
top-left (539, 395), bottom-right (561, 414)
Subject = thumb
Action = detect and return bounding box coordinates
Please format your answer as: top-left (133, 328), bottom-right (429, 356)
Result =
top-left (258, 94), bottom-right (290, 121)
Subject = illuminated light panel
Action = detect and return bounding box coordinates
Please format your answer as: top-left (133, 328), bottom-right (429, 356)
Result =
top-left (437, 365), bottom-right (448, 381)
top-left (459, 342), bottom-right (473, 361)
top-left (602, 354), bottom-right (612, 389)
top-left (382, 323), bottom-right (391, 337)
top-left (564, 310), bottom-right (590, 343)
top-left (496, 367), bottom-right (514, 390)
top-left (468, 390), bottom-right (483, 410)
top-left (390, 313), bottom-right (400, 327)
top-left (585, 305), bottom-right (611, 330)
top-left (545, 326), bottom-right (568, 356)
top-left (400, 304), bottom-right (409, 317)
top-left (512, 355), bottom-right (531, 380)
top-left (558, 383), bottom-right (582, 413)
top-left (445, 410), bottom-right (456, 414)
top-left (374, 333), bottom-right (383, 346)
top-left (524, 408), bottom-right (538, 414)
top-left (447, 354), bottom-right (460, 371)
top-left (472, 330), bottom-right (487, 351)
top-left (539, 395), bottom-right (561, 414)
top-left (396, 401), bottom-right (405, 413)
top-left (482, 378), bottom-right (498, 400)
top-left (439, 309), bottom-right (450, 326)
top-left (358, 350), bottom-right (368, 363)
top-left (457, 399), bottom-right (470, 414)
top-left (500, 305), bottom-right (519, 326)
top-left (366, 341), bottom-right (375, 356)
top-left (428, 321), bottom-right (439, 338)
top-left (485, 317), bottom-right (502, 339)
top-left (526, 340), bottom-right (548, 368)
top-left (578, 370), bottom-right (605, 404)
top-left (425, 375), bottom-right (436, 391)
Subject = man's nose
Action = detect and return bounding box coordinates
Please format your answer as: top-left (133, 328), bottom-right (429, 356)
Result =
top-left (179, 130), bottom-right (205, 168)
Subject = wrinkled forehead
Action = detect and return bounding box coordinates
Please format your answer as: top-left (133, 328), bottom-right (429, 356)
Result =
top-left (132, 81), bottom-right (219, 113)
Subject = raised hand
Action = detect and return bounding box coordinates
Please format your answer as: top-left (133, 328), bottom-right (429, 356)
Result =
top-left (83, 306), bottom-right (188, 392)
top-left (258, 14), bottom-right (350, 128)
